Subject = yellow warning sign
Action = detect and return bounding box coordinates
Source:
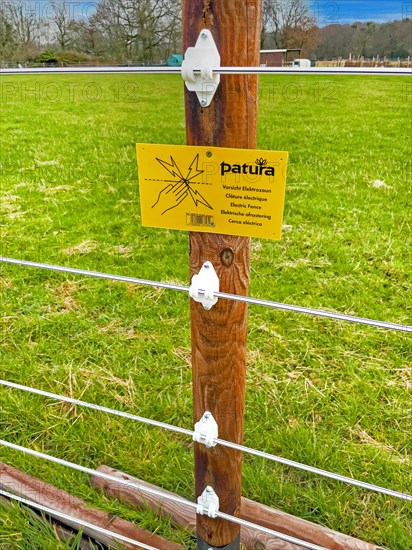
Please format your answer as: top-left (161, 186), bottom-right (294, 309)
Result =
top-left (136, 144), bottom-right (288, 240)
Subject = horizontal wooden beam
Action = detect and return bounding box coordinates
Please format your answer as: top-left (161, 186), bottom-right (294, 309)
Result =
top-left (91, 466), bottom-right (300, 550)
top-left (91, 465), bottom-right (383, 550)
top-left (240, 498), bottom-right (385, 550)
top-left (0, 461), bottom-right (182, 550)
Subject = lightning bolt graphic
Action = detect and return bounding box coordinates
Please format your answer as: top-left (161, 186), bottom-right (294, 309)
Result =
top-left (184, 154), bottom-right (211, 209)
top-left (155, 156), bottom-right (184, 180)
top-left (187, 187), bottom-right (213, 210)
top-left (153, 153), bottom-right (213, 214)
top-left (185, 154), bottom-right (204, 182)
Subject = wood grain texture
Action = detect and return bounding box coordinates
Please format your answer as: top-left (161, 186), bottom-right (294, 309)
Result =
top-left (189, 234), bottom-right (250, 546)
top-left (91, 466), bottom-right (383, 550)
top-left (182, 1), bottom-right (262, 546)
top-left (241, 498), bottom-right (384, 550)
top-left (91, 466), bottom-right (302, 550)
top-left (0, 462), bottom-right (182, 550)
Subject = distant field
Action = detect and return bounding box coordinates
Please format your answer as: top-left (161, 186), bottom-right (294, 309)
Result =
top-left (0, 74), bottom-right (411, 549)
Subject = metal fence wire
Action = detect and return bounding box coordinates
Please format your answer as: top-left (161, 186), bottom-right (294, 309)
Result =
top-left (1, 254), bottom-right (410, 544)
top-left (1, 66), bottom-right (411, 76)
top-left (1, 61), bottom-right (410, 548)
top-left (0, 254), bottom-right (410, 525)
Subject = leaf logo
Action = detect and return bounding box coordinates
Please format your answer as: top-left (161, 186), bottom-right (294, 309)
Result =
top-left (255, 158), bottom-right (268, 167)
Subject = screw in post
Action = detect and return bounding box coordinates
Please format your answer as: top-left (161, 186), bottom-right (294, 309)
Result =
top-left (200, 98), bottom-right (207, 107)
top-left (201, 32), bottom-right (208, 39)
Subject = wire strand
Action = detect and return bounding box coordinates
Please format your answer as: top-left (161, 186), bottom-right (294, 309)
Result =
top-left (0, 66), bottom-right (411, 76)
top-left (0, 488), bottom-right (159, 550)
top-left (0, 379), bottom-right (193, 438)
top-left (1, 379), bottom-right (411, 502)
top-left (1, 257), bottom-right (410, 332)
top-left (214, 437), bottom-right (412, 502)
top-left (0, 439), bottom-right (327, 550)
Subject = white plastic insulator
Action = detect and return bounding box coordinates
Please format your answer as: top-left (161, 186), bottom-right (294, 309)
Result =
top-left (193, 411), bottom-right (218, 448)
top-left (189, 261), bottom-right (219, 311)
top-left (196, 486), bottom-right (220, 518)
top-left (181, 29), bottom-right (220, 107)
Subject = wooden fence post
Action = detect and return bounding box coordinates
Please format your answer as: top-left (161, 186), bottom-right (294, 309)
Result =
top-left (182, 2), bottom-right (262, 548)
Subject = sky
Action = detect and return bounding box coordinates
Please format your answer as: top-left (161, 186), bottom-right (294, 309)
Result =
top-left (308, 0), bottom-right (411, 25)
top-left (31, 1), bottom-right (411, 26)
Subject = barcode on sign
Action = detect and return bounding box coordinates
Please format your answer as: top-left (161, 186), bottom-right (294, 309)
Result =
top-left (186, 213), bottom-right (215, 227)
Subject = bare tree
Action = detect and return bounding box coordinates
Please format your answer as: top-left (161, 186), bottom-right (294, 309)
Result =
top-left (48, 2), bottom-right (76, 50)
top-left (0, 0), bottom-right (47, 61)
top-left (4, 0), bottom-right (42, 44)
top-left (70, 19), bottom-right (106, 56)
top-left (0, 4), bottom-right (15, 53)
top-left (93, 0), bottom-right (180, 62)
top-left (261, 0), bottom-right (273, 48)
top-left (262, 0), bottom-right (318, 53)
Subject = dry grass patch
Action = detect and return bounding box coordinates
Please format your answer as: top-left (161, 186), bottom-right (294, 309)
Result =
top-left (46, 280), bottom-right (82, 314)
top-left (61, 240), bottom-right (99, 255)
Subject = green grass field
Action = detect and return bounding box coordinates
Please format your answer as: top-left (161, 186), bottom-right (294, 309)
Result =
top-left (0, 73), bottom-right (411, 549)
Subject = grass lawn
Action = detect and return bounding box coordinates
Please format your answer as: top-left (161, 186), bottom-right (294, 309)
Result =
top-left (0, 73), bottom-right (411, 549)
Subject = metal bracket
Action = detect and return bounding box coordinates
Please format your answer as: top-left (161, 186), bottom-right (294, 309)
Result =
top-left (193, 411), bottom-right (218, 448)
top-left (196, 486), bottom-right (220, 518)
top-left (181, 29), bottom-right (220, 107)
top-left (189, 261), bottom-right (219, 310)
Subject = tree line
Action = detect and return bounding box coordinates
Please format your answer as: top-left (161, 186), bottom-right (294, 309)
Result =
top-left (0, 0), bottom-right (411, 65)
top-left (0, 0), bottom-right (181, 64)
top-left (315, 20), bottom-right (412, 60)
